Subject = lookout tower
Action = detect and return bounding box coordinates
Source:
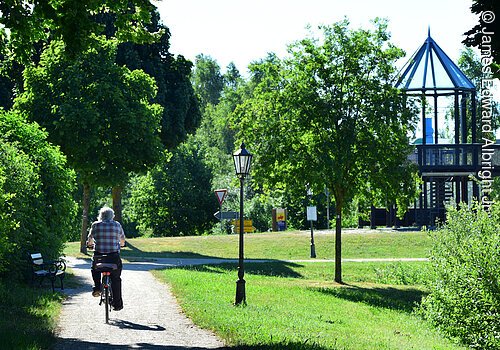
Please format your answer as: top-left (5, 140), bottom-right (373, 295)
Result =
top-left (396, 30), bottom-right (479, 225)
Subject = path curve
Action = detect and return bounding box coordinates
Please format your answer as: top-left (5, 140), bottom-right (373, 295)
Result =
top-left (54, 257), bottom-right (227, 350)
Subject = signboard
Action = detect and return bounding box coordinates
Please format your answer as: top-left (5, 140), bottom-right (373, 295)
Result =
top-left (276, 208), bottom-right (286, 221)
top-left (306, 206), bottom-right (317, 221)
top-left (214, 211), bottom-right (239, 220)
top-left (214, 189), bottom-right (227, 205)
top-left (232, 219), bottom-right (256, 233)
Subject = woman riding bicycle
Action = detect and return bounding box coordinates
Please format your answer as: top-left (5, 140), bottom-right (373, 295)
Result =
top-left (86, 206), bottom-right (125, 311)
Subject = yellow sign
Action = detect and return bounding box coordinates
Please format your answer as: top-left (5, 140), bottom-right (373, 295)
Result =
top-left (231, 219), bottom-right (256, 233)
top-left (276, 208), bottom-right (286, 221)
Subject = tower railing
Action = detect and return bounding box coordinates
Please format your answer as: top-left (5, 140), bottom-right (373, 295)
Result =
top-left (408, 144), bottom-right (500, 174)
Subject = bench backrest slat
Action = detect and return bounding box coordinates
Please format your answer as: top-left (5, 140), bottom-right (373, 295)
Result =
top-left (31, 253), bottom-right (44, 266)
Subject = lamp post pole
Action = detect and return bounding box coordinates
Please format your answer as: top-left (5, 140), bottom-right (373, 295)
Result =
top-left (307, 184), bottom-right (316, 258)
top-left (233, 142), bottom-right (252, 306)
top-left (235, 176), bottom-right (245, 305)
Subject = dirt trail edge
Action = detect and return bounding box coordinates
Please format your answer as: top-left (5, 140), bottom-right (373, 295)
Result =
top-left (54, 257), bottom-right (227, 350)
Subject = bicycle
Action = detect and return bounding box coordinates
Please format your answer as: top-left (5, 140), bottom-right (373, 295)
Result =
top-left (93, 255), bottom-right (118, 324)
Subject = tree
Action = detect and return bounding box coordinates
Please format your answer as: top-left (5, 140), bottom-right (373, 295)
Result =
top-left (97, 9), bottom-right (201, 219)
top-left (463, 0), bottom-right (500, 78)
top-left (100, 9), bottom-right (201, 150)
top-left (0, 0), bottom-right (160, 62)
top-left (234, 19), bottom-right (417, 283)
top-left (192, 54), bottom-right (225, 108)
top-left (15, 36), bottom-right (163, 253)
top-left (458, 47), bottom-right (500, 136)
top-left (129, 143), bottom-right (217, 236)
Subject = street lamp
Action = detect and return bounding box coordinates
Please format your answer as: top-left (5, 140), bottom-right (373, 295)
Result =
top-left (233, 142), bottom-right (253, 305)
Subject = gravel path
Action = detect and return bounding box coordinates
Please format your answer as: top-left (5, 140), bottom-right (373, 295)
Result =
top-left (53, 257), bottom-right (227, 350)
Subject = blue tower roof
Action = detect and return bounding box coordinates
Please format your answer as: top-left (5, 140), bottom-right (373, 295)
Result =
top-left (396, 30), bottom-right (475, 93)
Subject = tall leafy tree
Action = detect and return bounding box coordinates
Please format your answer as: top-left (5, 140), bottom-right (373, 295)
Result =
top-left (192, 54), bottom-right (225, 108)
top-left (0, 0), bottom-right (160, 62)
top-left (129, 143), bottom-right (217, 236)
top-left (15, 36), bottom-right (163, 253)
top-left (100, 9), bottom-right (201, 149)
top-left (96, 9), bottom-right (201, 219)
top-left (234, 19), bottom-right (417, 282)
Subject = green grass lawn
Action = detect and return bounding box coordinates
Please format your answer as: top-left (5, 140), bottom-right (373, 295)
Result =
top-left (64, 229), bottom-right (431, 260)
top-left (155, 261), bottom-right (463, 349)
top-left (0, 280), bottom-right (63, 350)
top-left (57, 229), bottom-right (461, 349)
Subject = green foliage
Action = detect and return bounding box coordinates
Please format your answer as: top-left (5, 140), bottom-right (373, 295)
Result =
top-left (234, 19), bottom-right (417, 216)
top-left (192, 54), bottom-right (225, 108)
top-left (129, 144), bottom-right (217, 236)
top-left (463, 0), bottom-right (500, 79)
top-left (245, 193), bottom-right (279, 232)
top-left (15, 36), bottom-right (163, 187)
top-left (0, 110), bottom-right (77, 278)
top-left (421, 203), bottom-right (500, 348)
top-left (112, 10), bottom-right (201, 150)
top-left (0, 0), bottom-right (160, 62)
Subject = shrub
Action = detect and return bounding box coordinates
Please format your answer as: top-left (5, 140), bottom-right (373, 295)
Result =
top-left (0, 111), bottom-right (77, 279)
top-left (420, 202), bottom-right (500, 349)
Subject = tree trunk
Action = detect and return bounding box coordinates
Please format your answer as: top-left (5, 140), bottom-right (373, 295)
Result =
top-left (112, 186), bottom-right (123, 223)
top-left (334, 205), bottom-right (343, 283)
top-left (79, 183), bottom-right (91, 254)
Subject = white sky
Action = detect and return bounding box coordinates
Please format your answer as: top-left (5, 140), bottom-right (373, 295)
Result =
top-left (155, 0), bottom-right (479, 75)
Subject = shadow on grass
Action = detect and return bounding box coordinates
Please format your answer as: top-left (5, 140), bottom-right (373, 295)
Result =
top-left (168, 261), bottom-right (304, 279)
top-left (0, 280), bottom-right (63, 349)
top-left (122, 241), bottom-right (224, 260)
top-left (54, 339), bottom-right (335, 350)
top-left (312, 285), bottom-right (427, 313)
top-left (124, 241), bottom-right (305, 278)
top-left (232, 343), bottom-right (335, 350)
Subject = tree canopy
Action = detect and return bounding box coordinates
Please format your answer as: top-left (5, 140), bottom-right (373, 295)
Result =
top-left (463, 0), bottom-right (500, 78)
top-left (0, 0), bottom-right (160, 61)
top-left (14, 35), bottom-right (163, 252)
top-left (16, 36), bottom-right (163, 187)
top-left (233, 19), bottom-right (418, 282)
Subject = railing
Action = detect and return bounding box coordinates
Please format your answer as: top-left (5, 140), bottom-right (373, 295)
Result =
top-left (409, 144), bottom-right (500, 173)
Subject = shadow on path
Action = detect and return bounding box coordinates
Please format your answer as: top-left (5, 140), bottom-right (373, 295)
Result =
top-left (110, 320), bottom-right (166, 331)
top-left (54, 339), bottom-right (230, 349)
top-left (66, 255), bottom-right (305, 277)
top-left (54, 339), bottom-right (335, 350)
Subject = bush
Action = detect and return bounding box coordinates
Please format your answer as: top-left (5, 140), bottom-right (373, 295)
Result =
top-left (0, 111), bottom-right (77, 279)
top-left (246, 193), bottom-right (278, 232)
top-left (420, 202), bottom-right (500, 349)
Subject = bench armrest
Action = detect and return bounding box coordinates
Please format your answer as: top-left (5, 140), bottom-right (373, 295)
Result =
top-left (46, 259), bottom-right (66, 274)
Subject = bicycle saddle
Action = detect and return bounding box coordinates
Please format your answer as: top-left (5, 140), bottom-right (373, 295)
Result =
top-left (95, 262), bottom-right (118, 272)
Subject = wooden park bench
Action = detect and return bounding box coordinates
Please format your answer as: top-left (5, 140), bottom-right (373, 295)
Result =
top-left (29, 253), bottom-right (66, 292)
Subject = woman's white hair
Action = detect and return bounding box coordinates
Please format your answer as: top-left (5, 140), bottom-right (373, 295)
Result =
top-left (98, 206), bottom-right (114, 221)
